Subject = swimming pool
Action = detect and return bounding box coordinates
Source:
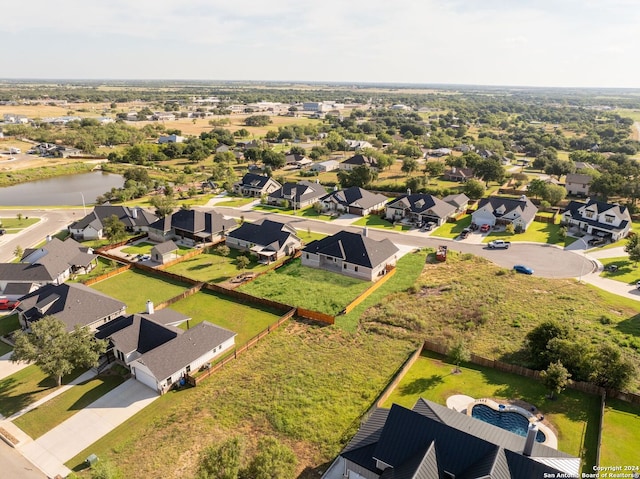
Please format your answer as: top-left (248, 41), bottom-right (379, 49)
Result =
top-left (471, 404), bottom-right (546, 442)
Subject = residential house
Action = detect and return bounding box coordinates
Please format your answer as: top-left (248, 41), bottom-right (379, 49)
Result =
top-left (147, 209), bottom-right (236, 244)
top-left (0, 282), bottom-right (38, 302)
top-left (442, 193), bottom-right (470, 213)
top-left (385, 194), bottom-right (457, 226)
top-left (346, 140), bottom-right (373, 150)
top-left (564, 173), bottom-right (593, 197)
top-left (302, 230), bottom-right (398, 282)
top-left (444, 166), bottom-right (475, 182)
top-left (425, 147), bottom-right (452, 157)
top-left (321, 399), bottom-right (579, 479)
top-left (339, 154), bottom-right (379, 172)
top-left (0, 237), bottom-right (98, 292)
top-left (96, 303), bottom-right (236, 394)
top-left (153, 112), bottom-right (176, 121)
top-left (16, 282), bottom-right (126, 332)
top-left (321, 187), bottom-right (388, 216)
top-left (472, 196), bottom-right (538, 231)
top-left (69, 205), bottom-right (158, 240)
top-left (225, 219), bottom-right (301, 262)
top-left (563, 198), bottom-right (631, 241)
top-left (233, 173), bottom-right (281, 197)
top-left (267, 181), bottom-right (327, 209)
top-left (151, 241), bottom-right (179, 264)
top-left (158, 134), bottom-right (184, 144)
top-left (310, 160), bottom-right (339, 172)
top-left (284, 153), bottom-right (307, 166)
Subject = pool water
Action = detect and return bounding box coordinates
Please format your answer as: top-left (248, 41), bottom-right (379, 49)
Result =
top-left (471, 404), bottom-right (546, 442)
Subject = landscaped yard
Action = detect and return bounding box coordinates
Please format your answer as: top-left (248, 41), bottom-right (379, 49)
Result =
top-left (0, 340), bottom-right (12, 356)
top-left (382, 350), bottom-right (600, 472)
top-left (66, 326), bottom-right (415, 479)
top-left (352, 215), bottom-right (411, 231)
top-left (88, 270), bottom-right (191, 313)
top-left (215, 197), bottom-right (256, 207)
top-left (600, 398), bottom-right (640, 467)
top-left (252, 204), bottom-right (335, 222)
top-left (483, 220), bottom-right (577, 246)
top-left (0, 216), bottom-right (40, 233)
top-left (68, 256), bottom-right (125, 284)
top-left (430, 215), bottom-right (471, 239)
top-left (599, 256), bottom-right (640, 285)
top-left (0, 313), bottom-right (20, 337)
top-left (238, 259), bottom-right (371, 315)
top-left (164, 248), bottom-right (285, 283)
top-left (170, 290), bottom-right (284, 345)
top-left (13, 374), bottom-right (125, 439)
top-left (121, 241), bottom-right (192, 256)
top-left (0, 365), bottom-right (85, 418)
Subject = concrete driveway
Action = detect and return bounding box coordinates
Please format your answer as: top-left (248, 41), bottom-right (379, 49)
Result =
top-left (19, 379), bottom-right (158, 478)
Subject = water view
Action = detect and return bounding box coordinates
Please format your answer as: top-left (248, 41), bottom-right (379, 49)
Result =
top-left (0, 171), bottom-right (124, 206)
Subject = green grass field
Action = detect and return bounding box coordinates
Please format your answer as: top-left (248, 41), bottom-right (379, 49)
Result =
top-left (352, 215), bottom-right (411, 231)
top-left (121, 241), bottom-right (192, 256)
top-left (239, 260), bottom-right (371, 315)
top-left (430, 215), bottom-right (472, 239)
top-left (13, 374), bottom-right (125, 439)
top-left (600, 398), bottom-right (640, 466)
top-left (599, 256), bottom-right (640, 285)
top-left (88, 270), bottom-right (190, 313)
top-left (68, 256), bottom-right (125, 284)
top-left (382, 351), bottom-right (600, 471)
top-left (215, 197), bottom-right (256, 207)
top-left (0, 341), bottom-right (12, 356)
top-left (483, 220), bottom-right (577, 246)
top-left (0, 313), bottom-right (20, 336)
top-left (0, 216), bottom-right (40, 233)
top-left (252, 204), bottom-right (335, 222)
top-left (170, 290), bottom-right (284, 345)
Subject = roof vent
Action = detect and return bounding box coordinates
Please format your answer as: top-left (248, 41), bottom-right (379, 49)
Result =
top-left (146, 300), bottom-right (154, 315)
top-left (523, 422), bottom-right (538, 456)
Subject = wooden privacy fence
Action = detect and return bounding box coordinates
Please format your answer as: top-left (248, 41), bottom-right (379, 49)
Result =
top-left (82, 263), bottom-right (132, 286)
top-left (156, 248), bottom-right (204, 270)
top-left (343, 267), bottom-right (396, 315)
top-left (188, 308), bottom-right (296, 386)
top-left (296, 307), bottom-right (335, 325)
top-left (95, 233), bottom-right (148, 252)
top-left (154, 282), bottom-right (205, 310)
top-left (225, 250), bottom-right (302, 289)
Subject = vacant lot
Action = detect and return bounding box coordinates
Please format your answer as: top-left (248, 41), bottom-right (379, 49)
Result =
top-left (89, 269), bottom-right (190, 313)
top-left (66, 325), bottom-right (415, 478)
top-left (600, 398), bottom-right (640, 466)
top-left (169, 290), bottom-right (284, 345)
top-left (382, 351), bottom-right (600, 471)
top-left (238, 260), bottom-right (371, 315)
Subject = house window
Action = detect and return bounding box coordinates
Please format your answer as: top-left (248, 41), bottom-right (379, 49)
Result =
top-left (355, 266), bottom-right (359, 272)
top-left (605, 215), bottom-right (614, 224)
top-left (166, 377), bottom-right (173, 386)
top-left (585, 210), bottom-right (594, 219)
top-left (305, 254), bottom-right (309, 259)
top-left (343, 264), bottom-right (347, 269)
top-left (186, 365), bottom-right (191, 373)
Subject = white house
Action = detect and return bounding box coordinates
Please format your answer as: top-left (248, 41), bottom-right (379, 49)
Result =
top-left (310, 160), bottom-right (339, 172)
top-left (564, 173), bottom-right (592, 197)
top-left (563, 198), bottom-right (631, 241)
top-left (472, 196), bottom-right (538, 231)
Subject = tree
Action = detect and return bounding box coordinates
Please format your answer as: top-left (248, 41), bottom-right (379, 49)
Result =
top-left (544, 159), bottom-right (575, 180)
top-left (241, 436), bottom-right (297, 479)
top-left (90, 459), bottom-right (123, 479)
top-left (12, 316), bottom-right (107, 386)
top-left (540, 361), bottom-right (571, 399)
top-left (197, 437), bottom-right (243, 479)
top-left (150, 195), bottom-right (176, 218)
top-left (527, 178), bottom-right (547, 199)
top-left (214, 151), bottom-right (235, 165)
top-left (17, 212), bottom-right (23, 221)
top-left (13, 245), bottom-right (23, 260)
top-left (288, 145), bottom-right (306, 156)
top-left (236, 255), bottom-right (250, 270)
top-left (448, 338), bottom-right (471, 373)
top-left (103, 215), bottom-right (127, 243)
top-left (401, 158), bottom-right (419, 176)
top-left (475, 159), bottom-right (505, 186)
top-left (337, 165), bottom-right (378, 188)
top-left (215, 245), bottom-right (231, 257)
top-left (244, 115), bottom-right (272, 127)
top-left (590, 344), bottom-right (636, 390)
top-left (424, 161), bottom-right (445, 177)
top-left (463, 179), bottom-right (485, 199)
top-left (525, 320), bottom-right (570, 369)
top-left (262, 150), bottom-right (286, 169)
top-left (542, 184), bottom-right (567, 206)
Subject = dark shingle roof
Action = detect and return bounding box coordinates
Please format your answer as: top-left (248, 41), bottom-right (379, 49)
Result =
top-left (342, 154), bottom-right (378, 168)
top-left (386, 194), bottom-right (456, 219)
top-left (110, 315), bottom-right (180, 355)
top-left (303, 231), bottom-right (398, 268)
top-left (476, 196), bottom-right (538, 226)
top-left (70, 206), bottom-right (157, 230)
top-left (0, 263), bottom-right (55, 282)
top-left (149, 209), bottom-right (236, 236)
top-left (227, 219), bottom-right (299, 250)
top-left (152, 240), bottom-right (178, 256)
top-left (239, 173), bottom-right (279, 189)
top-left (564, 199), bottom-right (631, 233)
top-left (16, 283), bottom-right (126, 332)
top-left (322, 187), bottom-right (388, 210)
top-left (268, 181), bottom-right (326, 204)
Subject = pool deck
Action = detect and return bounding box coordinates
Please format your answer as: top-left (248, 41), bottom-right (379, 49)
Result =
top-left (446, 395), bottom-right (558, 449)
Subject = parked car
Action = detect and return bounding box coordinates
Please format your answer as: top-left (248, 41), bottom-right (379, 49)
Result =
top-left (636, 281), bottom-right (640, 291)
top-left (422, 222), bottom-right (435, 232)
top-left (488, 240), bottom-right (511, 249)
top-left (0, 299), bottom-right (20, 310)
top-left (513, 264), bottom-right (534, 275)
top-left (0, 228), bottom-right (5, 235)
top-left (480, 224), bottom-right (491, 232)
top-left (459, 228), bottom-right (471, 239)
top-left (605, 264), bottom-right (619, 272)
top-left (588, 238), bottom-right (606, 247)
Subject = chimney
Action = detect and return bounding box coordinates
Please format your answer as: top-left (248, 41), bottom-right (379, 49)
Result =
top-left (131, 207), bottom-right (138, 219)
top-left (407, 188), bottom-right (412, 195)
top-left (146, 300), bottom-right (154, 315)
top-left (523, 423), bottom-right (538, 456)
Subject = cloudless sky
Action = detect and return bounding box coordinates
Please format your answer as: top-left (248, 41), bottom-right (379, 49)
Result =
top-left (3, 0), bottom-right (639, 88)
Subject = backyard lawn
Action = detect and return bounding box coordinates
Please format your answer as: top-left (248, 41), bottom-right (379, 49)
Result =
top-left (600, 398), bottom-right (640, 467)
top-left (0, 365), bottom-right (85, 418)
top-left (121, 241), bottom-right (193, 256)
top-left (0, 216), bottom-right (40, 233)
top-left (238, 260), bottom-right (371, 315)
top-left (382, 350), bottom-right (600, 472)
top-left (88, 270), bottom-right (190, 313)
top-left (0, 340), bottom-right (12, 356)
top-left (164, 248), bottom-right (285, 283)
top-left (170, 290), bottom-right (284, 345)
top-left (252, 204), bottom-right (335, 222)
top-left (13, 374), bottom-right (125, 439)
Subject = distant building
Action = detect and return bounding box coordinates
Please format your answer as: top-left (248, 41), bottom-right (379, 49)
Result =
top-left (158, 134), bottom-right (184, 144)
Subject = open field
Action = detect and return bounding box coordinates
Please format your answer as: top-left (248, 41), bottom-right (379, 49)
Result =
top-left (600, 398), bottom-right (640, 466)
top-left (238, 260), bottom-right (371, 315)
top-left (381, 350), bottom-right (600, 470)
top-left (88, 269), bottom-right (190, 313)
top-left (360, 250), bottom-right (640, 392)
top-left (170, 290), bottom-right (283, 345)
top-left (13, 374), bottom-right (125, 439)
top-left (0, 161), bottom-right (94, 183)
top-left (66, 325), bottom-right (415, 478)
top-left (0, 365), bottom-right (85, 418)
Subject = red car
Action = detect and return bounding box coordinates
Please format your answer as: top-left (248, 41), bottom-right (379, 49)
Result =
top-left (0, 299), bottom-right (19, 310)
top-left (480, 224), bottom-right (491, 232)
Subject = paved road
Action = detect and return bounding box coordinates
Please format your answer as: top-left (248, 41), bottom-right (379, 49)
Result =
top-left (0, 441), bottom-right (46, 479)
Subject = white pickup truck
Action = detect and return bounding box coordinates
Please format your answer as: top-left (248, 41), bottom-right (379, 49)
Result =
top-left (488, 239), bottom-right (511, 249)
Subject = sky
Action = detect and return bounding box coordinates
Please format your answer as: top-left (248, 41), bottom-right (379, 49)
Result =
top-left (3, 0), bottom-right (640, 89)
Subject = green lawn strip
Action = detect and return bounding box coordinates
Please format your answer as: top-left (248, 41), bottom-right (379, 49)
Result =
top-left (0, 217), bottom-right (40, 232)
top-left (170, 290), bottom-right (283, 345)
top-left (13, 375), bottom-right (125, 439)
top-left (599, 256), bottom-right (640, 285)
top-left (482, 221), bottom-right (565, 244)
top-left (0, 341), bottom-right (12, 356)
top-left (88, 270), bottom-right (190, 313)
top-left (382, 351), bottom-right (600, 470)
top-left (338, 250), bottom-right (427, 332)
top-left (66, 327), bottom-right (415, 478)
top-left (430, 215), bottom-right (472, 239)
top-left (238, 260), bottom-right (371, 315)
top-left (0, 365), bottom-right (86, 417)
top-left (0, 313), bottom-right (20, 336)
top-left (164, 249), bottom-right (281, 283)
top-left (215, 198), bottom-right (256, 207)
top-left (121, 242), bottom-right (193, 256)
top-left (352, 215), bottom-right (411, 231)
top-left (600, 398), bottom-right (640, 466)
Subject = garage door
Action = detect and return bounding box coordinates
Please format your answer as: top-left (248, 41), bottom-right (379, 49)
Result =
top-left (132, 367), bottom-right (158, 392)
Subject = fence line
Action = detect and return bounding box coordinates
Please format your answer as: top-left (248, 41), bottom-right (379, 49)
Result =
top-left (296, 307), bottom-right (335, 325)
top-left (95, 233), bottom-right (148, 252)
top-left (225, 250), bottom-right (302, 289)
top-left (375, 343), bottom-right (425, 408)
top-left (82, 263), bottom-right (132, 286)
top-left (156, 248), bottom-right (204, 270)
top-left (343, 267), bottom-right (396, 315)
top-left (154, 283), bottom-right (205, 310)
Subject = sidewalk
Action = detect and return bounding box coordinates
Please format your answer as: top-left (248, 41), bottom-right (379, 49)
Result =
top-left (0, 351), bottom-right (30, 382)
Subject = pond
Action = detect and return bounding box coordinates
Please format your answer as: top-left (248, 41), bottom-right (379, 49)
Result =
top-left (0, 171), bottom-right (124, 206)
